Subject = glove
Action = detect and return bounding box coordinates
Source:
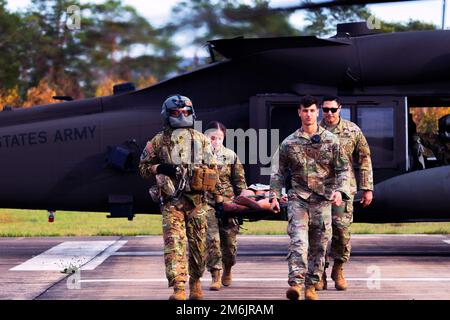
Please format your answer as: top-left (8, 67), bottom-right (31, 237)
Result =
top-left (215, 201), bottom-right (224, 220)
top-left (156, 163), bottom-right (179, 178)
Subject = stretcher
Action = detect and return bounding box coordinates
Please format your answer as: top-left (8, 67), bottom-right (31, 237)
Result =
top-left (220, 183), bottom-right (287, 222)
top-left (221, 196), bottom-right (288, 222)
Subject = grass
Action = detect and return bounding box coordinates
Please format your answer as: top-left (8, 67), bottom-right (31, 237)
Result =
top-left (0, 209), bottom-right (162, 237)
top-left (0, 209), bottom-right (449, 237)
top-left (242, 220), bottom-right (450, 235)
top-left (350, 222), bottom-right (450, 234)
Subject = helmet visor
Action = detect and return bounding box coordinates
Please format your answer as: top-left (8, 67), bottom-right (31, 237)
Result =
top-left (169, 107), bottom-right (193, 117)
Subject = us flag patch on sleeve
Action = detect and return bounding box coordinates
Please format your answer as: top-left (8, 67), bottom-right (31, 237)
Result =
top-left (140, 142), bottom-right (153, 161)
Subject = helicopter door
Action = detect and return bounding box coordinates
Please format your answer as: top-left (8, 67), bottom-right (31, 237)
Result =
top-left (248, 95), bottom-right (407, 184)
top-left (345, 97), bottom-right (408, 181)
top-left (249, 95), bottom-right (302, 184)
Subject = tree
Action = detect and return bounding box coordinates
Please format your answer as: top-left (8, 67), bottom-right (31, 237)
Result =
top-left (0, 1), bottom-right (25, 90)
top-left (78, 0), bottom-right (180, 94)
top-left (2, 0), bottom-right (443, 107)
top-left (302, 0), bottom-right (437, 37)
top-left (0, 86), bottom-right (22, 108)
top-left (410, 107), bottom-right (450, 134)
top-left (169, 0), bottom-right (299, 66)
top-left (378, 19), bottom-right (437, 33)
top-left (136, 75), bottom-right (158, 90)
top-left (94, 75), bottom-right (127, 97)
top-left (302, 3), bottom-right (371, 36)
top-left (19, 0), bottom-right (85, 98)
top-left (22, 76), bottom-right (57, 108)
top-left (0, 0), bottom-right (181, 105)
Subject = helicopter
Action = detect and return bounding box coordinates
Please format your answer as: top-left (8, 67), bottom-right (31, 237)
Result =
top-left (0, 1), bottom-right (449, 223)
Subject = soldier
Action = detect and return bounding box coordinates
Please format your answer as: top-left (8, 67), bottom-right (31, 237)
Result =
top-left (270, 95), bottom-right (350, 300)
top-left (420, 114), bottom-right (450, 167)
top-left (139, 94), bottom-right (223, 300)
top-left (204, 121), bottom-right (247, 291)
top-left (319, 96), bottom-right (373, 291)
top-left (408, 114), bottom-right (425, 171)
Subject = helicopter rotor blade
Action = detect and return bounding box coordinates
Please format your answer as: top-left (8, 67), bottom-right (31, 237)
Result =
top-left (271, 0), bottom-right (418, 12)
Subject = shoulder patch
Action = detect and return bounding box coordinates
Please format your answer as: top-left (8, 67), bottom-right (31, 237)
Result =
top-left (322, 130), bottom-right (338, 143)
top-left (140, 142), bottom-right (153, 161)
top-left (344, 120), bottom-right (362, 132)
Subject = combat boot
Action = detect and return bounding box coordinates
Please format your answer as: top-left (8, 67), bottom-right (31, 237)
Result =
top-left (286, 284), bottom-right (302, 300)
top-left (305, 285), bottom-right (319, 300)
top-left (189, 278), bottom-right (204, 300)
top-left (169, 282), bottom-right (186, 300)
top-left (222, 264), bottom-right (232, 286)
top-left (314, 271), bottom-right (327, 291)
top-left (209, 270), bottom-right (222, 291)
top-left (331, 260), bottom-right (348, 291)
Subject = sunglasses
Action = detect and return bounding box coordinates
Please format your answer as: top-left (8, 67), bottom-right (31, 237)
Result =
top-left (169, 108), bottom-right (192, 117)
top-left (322, 107), bottom-right (340, 113)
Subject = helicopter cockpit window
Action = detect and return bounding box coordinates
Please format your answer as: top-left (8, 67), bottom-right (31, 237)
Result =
top-left (409, 107), bottom-right (450, 168)
top-left (357, 107), bottom-right (394, 165)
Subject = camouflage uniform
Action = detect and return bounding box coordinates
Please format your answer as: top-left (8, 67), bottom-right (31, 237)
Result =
top-left (321, 118), bottom-right (373, 263)
top-left (139, 127), bottom-right (222, 287)
top-left (207, 145), bottom-right (247, 272)
top-left (420, 133), bottom-right (450, 166)
top-left (270, 126), bottom-right (350, 286)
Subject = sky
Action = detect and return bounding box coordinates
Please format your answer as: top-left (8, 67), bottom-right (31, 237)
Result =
top-left (7, 0), bottom-right (449, 27)
top-left (6, 0), bottom-right (450, 56)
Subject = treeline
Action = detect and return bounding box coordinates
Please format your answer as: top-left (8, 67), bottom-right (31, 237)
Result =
top-left (0, 0), bottom-right (438, 108)
top-left (0, 0), bottom-right (178, 107)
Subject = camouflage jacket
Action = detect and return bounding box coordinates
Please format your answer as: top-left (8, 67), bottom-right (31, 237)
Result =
top-left (270, 126), bottom-right (350, 201)
top-left (320, 118), bottom-right (374, 194)
top-left (139, 127), bottom-right (223, 205)
top-left (420, 133), bottom-right (450, 166)
top-left (212, 145), bottom-right (247, 199)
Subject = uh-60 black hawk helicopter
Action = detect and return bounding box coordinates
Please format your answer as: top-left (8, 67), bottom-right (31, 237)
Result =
top-left (0, 0), bottom-right (449, 223)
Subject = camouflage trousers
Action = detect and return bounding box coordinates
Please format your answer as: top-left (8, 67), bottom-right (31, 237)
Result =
top-left (287, 193), bottom-right (332, 286)
top-left (161, 196), bottom-right (208, 287)
top-left (206, 205), bottom-right (240, 272)
top-left (329, 195), bottom-right (354, 264)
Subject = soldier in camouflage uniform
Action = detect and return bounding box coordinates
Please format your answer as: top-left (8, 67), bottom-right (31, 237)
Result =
top-left (419, 114), bottom-right (450, 167)
top-left (420, 133), bottom-right (450, 166)
top-left (139, 95), bottom-right (223, 300)
top-left (319, 96), bottom-right (373, 291)
top-left (270, 96), bottom-right (350, 300)
top-left (204, 121), bottom-right (247, 291)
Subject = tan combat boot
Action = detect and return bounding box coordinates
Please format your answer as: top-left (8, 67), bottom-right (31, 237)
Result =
top-left (314, 271), bottom-right (327, 291)
top-left (222, 264), bottom-right (232, 287)
top-left (286, 284), bottom-right (302, 300)
top-left (209, 270), bottom-right (222, 291)
top-left (331, 260), bottom-right (348, 291)
top-left (305, 285), bottom-right (319, 300)
top-left (189, 278), bottom-right (204, 300)
top-left (169, 282), bottom-right (186, 300)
